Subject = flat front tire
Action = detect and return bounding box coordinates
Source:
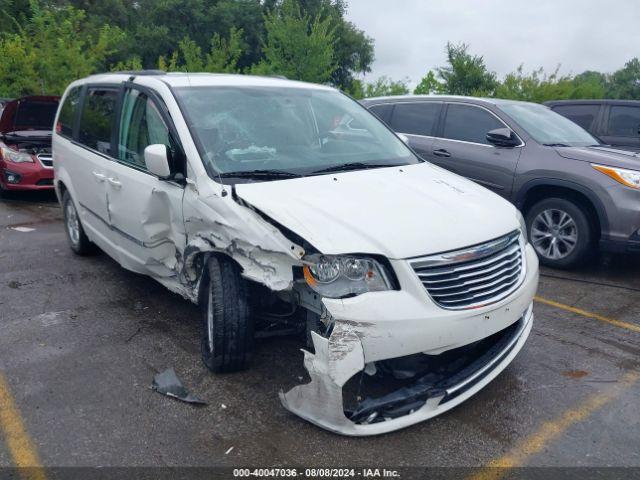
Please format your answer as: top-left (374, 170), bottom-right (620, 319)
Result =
top-left (62, 191), bottom-right (94, 255)
top-left (526, 197), bottom-right (593, 269)
top-left (201, 256), bottom-right (254, 373)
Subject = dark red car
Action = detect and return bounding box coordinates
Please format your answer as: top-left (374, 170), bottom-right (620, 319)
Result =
top-left (0, 95), bottom-right (60, 194)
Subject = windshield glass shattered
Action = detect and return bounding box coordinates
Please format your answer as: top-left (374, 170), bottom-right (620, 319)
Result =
top-left (500, 103), bottom-right (599, 147)
top-left (175, 86), bottom-right (418, 180)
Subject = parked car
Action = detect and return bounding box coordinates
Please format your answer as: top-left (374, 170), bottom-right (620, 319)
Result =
top-left (545, 99), bottom-right (640, 153)
top-left (54, 72), bottom-right (538, 436)
top-left (0, 95), bottom-right (60, 195)
top-left (362, 96), bottom-right (640, 268)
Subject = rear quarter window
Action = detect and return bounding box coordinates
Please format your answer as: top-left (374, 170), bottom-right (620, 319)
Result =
top-left (607, 105), bottom-right (640, 137)
top-left (57, 87), bottom-right (82, 138)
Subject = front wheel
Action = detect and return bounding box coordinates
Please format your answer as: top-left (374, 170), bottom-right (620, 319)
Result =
top-left (526, 197), bottom-right (594, 269)
top-left (201, 255), bottom-right (254, 373)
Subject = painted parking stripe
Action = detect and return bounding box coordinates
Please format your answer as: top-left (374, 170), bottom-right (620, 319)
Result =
top-left (0, 372), bottom-right (46, 480)
top-left (535, 296), bottom-right (640, 333)
top-left (469, 371), bottom-right (640, 480)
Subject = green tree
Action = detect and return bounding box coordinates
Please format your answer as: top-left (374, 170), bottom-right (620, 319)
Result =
top-left (607, 58), bottom-right (640, 99)
top-left (0, 1), bottom-right (125, 96)
top-left (414, 71), bottom-right (442, 95)
top-left (436, 42), bottom-right (497, 96)
top-left (157, 28), bottom-right (243, 73)
top-left (255, 0), bottom-right (336, 83)
top-left (362, 76), bottom-right (410, 98)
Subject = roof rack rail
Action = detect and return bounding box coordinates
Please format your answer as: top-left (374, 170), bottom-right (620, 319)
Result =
top-left (111, 70), bottom-right (167, 76)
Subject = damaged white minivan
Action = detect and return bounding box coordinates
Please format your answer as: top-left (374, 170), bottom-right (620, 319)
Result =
top-left (53, 72), bottom-right (539, 436)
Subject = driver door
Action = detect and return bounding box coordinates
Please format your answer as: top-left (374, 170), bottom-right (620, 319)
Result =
top-left (104, 85), bottom-right (186, 276)
top-left (431, 103), bottom-right (522, 198)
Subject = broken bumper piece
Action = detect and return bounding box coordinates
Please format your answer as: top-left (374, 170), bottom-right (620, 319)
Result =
top-left (280, 304), bottom-right (533, 436)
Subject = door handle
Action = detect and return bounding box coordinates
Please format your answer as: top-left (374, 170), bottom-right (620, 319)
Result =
top-left (433, 149), bottom-right (451, 158)
top-left (92, 171), bottom-right (107, 182)
top-left (107, 177), bottom-right (122, 189)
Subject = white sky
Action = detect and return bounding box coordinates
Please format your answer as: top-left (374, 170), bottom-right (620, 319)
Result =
top-left (345, 0), bottom-right (640, 87)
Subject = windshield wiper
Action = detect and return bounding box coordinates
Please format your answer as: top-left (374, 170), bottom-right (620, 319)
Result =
top-left (218, 169), bottom-right (302, 180)
top-left (543, 143), bottom-right (571, 147)
top-left (311, 162), bottom-right (402, 175)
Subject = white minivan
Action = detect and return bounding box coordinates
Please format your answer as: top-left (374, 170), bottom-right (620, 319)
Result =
top-left (53, 72), bottom-right (539, 436)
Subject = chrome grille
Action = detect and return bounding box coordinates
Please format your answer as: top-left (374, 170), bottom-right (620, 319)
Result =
top-left (37, 154), bottom-right (53, 168)
top-left (409, 231), bottom-right (525, 310)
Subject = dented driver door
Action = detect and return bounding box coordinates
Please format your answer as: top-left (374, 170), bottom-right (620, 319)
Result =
top-left (104, 85), bottom-right (186, 277)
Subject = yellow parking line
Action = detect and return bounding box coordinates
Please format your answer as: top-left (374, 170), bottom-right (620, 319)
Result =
top-left (0, 372), bottom-right (46, 480)
top-left (469, 371), bottom-right (640, 480)
top-left (535, 296), bottom-right (640, 333)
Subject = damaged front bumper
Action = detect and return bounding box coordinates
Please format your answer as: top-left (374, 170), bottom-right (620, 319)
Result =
top-left (280, 245), bottom-right (538, 436)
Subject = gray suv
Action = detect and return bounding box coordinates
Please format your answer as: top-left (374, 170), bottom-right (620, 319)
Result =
top-left (361, 96), bottom-right (640, 268)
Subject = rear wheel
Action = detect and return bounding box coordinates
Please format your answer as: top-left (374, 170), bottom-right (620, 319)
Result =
top-left (62, 190), bottom-right (94, 255)
top-left (201, 255), bottom-right (254, 373)
top-left (526, 197), bottom-right (593, 268)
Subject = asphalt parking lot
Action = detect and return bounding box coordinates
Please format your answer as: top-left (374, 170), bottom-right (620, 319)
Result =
top-left (1, 192), bottom-right (639, 476)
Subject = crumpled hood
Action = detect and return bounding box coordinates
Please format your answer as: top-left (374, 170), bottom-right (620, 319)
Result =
top-left (556, 145), bottom-right (640, 170)
top-left (235, 163), bottom-right (520, 259)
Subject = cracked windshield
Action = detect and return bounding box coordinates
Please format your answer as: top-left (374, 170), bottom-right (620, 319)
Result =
top-left (175, 86), bottom-right (418, 180)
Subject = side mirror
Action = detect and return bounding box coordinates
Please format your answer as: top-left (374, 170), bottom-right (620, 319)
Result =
top-left (144, 144), bottom-right (171, 178)
top-left (398, 133), bottom-right (410, 144)
top-left (486, 128), bottom-right (520, 147)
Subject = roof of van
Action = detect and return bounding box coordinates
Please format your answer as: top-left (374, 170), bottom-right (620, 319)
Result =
top-left (75, 72), bottom-right (335, 91)
top-left (360, 95), bottom-right (537, 107)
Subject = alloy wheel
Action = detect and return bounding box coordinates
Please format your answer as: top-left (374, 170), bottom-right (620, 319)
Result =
top-left (531, 208), bottom-right (578, 260)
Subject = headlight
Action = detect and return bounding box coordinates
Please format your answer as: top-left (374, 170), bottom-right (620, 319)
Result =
top-left (516, 210), bottom-right (527, 240)
top-left (1, 146), bottom-right (34, 163)
top-left (303, 255), bottom-right (392, 298)
top-left (593, 164), bottom-right (640, 190)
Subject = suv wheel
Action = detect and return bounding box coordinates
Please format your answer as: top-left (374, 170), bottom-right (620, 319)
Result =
top-left (526, 197), bottom-right (593, 268)
top-left (201, 255), bottom-right (254, 373)
top-left (62, 190), bottom-right (94, 255)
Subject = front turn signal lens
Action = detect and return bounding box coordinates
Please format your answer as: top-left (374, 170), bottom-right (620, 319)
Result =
top-left (592, 164), bottom-right (640, 190)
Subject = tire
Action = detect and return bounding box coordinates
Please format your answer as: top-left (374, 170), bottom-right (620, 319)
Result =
top-left (201, 255), bottom-right (254, 373)
top-left (526, 197), bottom-right (594, 269)
top-left (62, 190), bottom-right (94, 255)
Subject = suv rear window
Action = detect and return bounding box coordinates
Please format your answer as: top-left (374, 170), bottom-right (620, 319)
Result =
top-left (389, 102), bottom-right (440, 136)
top-left (551, 104), bottom-right (599, 131)
top-left (442, 104), bottom-right (503, 145)
top-left (608, 105), bottom-right (640, 137)
top-left (78, 88), bottom-right (118, 154)
top-left (57, 87), bottom-right (81, 137)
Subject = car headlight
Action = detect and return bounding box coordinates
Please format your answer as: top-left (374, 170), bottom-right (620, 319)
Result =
top-left (593, 164), bottom-right (640, 190)
top-left (302, 255), bottom-right (392, 298)
top-left (516, 210), bottom-right (527, 240)
top-left (1, 146), bottom-right (34, 163)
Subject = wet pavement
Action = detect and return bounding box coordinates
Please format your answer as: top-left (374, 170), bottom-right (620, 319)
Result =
top-left (1, 191), bottom-right (639, 472)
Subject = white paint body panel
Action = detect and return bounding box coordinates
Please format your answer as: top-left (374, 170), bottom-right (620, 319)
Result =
top-left (235, 162), bottom-right (521, 259)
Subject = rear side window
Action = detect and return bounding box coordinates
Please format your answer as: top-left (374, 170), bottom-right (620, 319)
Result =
top-left (608, 106), bottom-right (640, 137)
top-left (368, 104), bottom-right (393, 124)
top-left (442, 104), bottom-right (503, 145)
top-left (78, 88), bottom-right (118, 154)
top-left (57, 87), bottom-right (81, 137)
top-left (552, 104), bottom-right (599, 131)
top-left (389, 102), bottom-right (440, 136)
